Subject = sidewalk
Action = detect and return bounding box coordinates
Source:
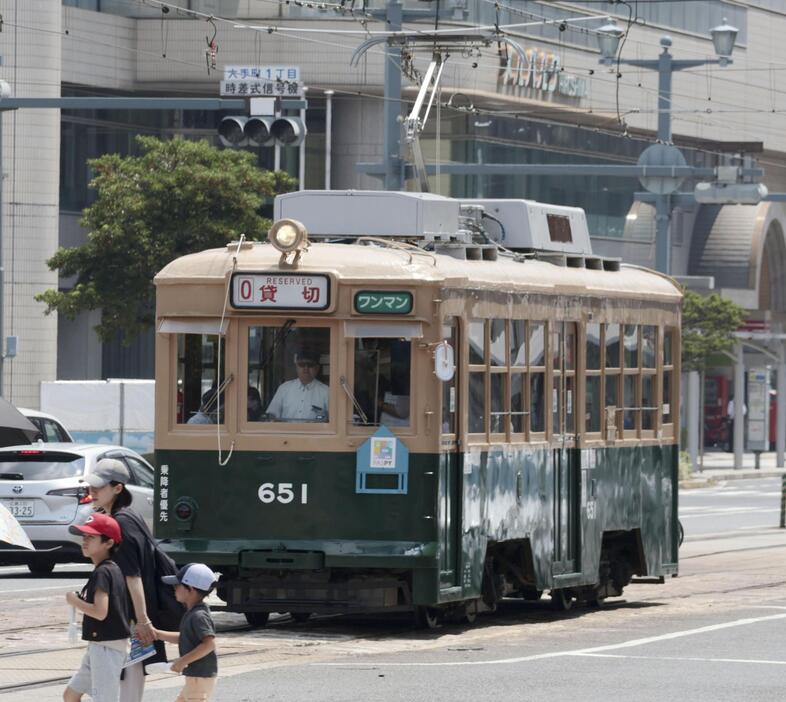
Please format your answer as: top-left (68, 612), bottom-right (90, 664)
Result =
top-left (681, 449), bottom-right (786, 488)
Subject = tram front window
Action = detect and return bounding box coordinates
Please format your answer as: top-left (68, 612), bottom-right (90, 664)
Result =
top-left (177, 334), bottom-right (225, 425)
top-left (352, 338), bottom-right (411, 426)
top-left (247, 324), bottom-right (330, 423)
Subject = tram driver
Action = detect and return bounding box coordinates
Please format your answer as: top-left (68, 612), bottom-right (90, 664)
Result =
top-left (265, 349), bottom-right (329, 422)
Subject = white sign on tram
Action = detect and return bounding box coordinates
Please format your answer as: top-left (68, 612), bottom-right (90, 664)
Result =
top-left (231, 273), bottom-right (330, 310)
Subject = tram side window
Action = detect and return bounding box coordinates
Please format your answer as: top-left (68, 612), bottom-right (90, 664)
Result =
top-left (662, 327), bottom-right (676, 425)
top-left (529, 322), bottom-right (546, 434)
top-left (605, 324), bottom-right (621, 439)
top-left (622, 325), bottom-right (641, 435)
top-left (247, 325), bottom-right (331, 423)
top-left (510, 320), bottom-right (526, 435)
top-left (177, 334), bottom-right (225, 425)
top-left (468, 320), bottom-right (486, 435)
top-left (585, 322), bottom-right (602, 434)
top-left (352, 337), bottom-right (411, 426)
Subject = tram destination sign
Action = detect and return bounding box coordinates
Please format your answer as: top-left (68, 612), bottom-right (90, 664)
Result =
top-left (354, 291), bottom-right (413, 315)
top-left (231, 273), bottom-right (330, 310)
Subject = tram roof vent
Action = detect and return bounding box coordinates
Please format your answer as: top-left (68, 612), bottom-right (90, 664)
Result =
top-left (465, 199), bottom-right (593, 257)
top-left (274, 190), bottom-right (461, 239)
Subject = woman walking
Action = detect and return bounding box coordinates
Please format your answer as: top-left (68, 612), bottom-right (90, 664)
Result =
top-left (84, 457), bottom-right (183, 702)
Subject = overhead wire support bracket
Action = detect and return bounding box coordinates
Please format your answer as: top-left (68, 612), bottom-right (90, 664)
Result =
top-left (349, 30), bottom-right (528, 68)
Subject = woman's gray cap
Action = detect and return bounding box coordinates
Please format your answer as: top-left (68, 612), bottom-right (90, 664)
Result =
top-left (82, 458), bottom-right (130, 488)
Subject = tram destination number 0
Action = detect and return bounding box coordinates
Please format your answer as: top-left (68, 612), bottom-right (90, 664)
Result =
top-left (258, 482), bottom-right (308, 505)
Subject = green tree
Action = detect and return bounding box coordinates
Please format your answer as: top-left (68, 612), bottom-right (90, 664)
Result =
top-left (681, 289), bottom-right (745, 371)
top-left (36, 136), bottom-right (296, 342)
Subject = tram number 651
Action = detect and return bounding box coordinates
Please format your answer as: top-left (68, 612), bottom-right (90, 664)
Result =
top-left (258, 482), bottom-right (308, 505)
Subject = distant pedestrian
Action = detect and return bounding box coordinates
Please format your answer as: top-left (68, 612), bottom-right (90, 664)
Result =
top-left (85, 458), bottom-right (184, 702)
top-left (64, 513), bottom-right (130, 702)
top-left (726, 398), bottom-right (748, 452)
top-left (153, 563), bottom-right (219, 702)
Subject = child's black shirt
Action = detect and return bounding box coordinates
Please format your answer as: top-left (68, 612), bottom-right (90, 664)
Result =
top-left (80, 558), bottom-right (131, 642)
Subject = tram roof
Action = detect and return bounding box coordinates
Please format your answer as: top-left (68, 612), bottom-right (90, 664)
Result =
top-left (155, 242), bottom-right (682, 302)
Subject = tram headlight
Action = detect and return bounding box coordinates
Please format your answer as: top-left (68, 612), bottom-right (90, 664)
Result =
top-left (268, 218), bottom-right (308, 254)
top-left (174, 497), bottom-right (198, 532)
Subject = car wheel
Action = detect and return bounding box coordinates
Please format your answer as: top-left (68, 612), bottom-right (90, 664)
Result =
top-left (28, 560), bottom-right (56, 576)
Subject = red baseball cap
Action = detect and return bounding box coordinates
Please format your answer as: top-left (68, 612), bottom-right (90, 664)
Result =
top-left (69, 513), bottom-right (122, 544)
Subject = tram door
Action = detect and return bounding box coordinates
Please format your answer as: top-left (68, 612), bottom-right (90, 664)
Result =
top-left (438, 318), bottom-right (462, 588)
top-left (552, 322), bottom-right (579, 575)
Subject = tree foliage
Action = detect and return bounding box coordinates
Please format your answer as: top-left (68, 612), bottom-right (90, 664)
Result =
top-left (681, 289), bottom-right (745, 371)
top-left (36, 136), bottom-right (296, 341)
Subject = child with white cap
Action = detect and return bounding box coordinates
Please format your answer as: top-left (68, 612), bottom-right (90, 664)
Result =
top-left (153, 563), bottom-right (219, 701)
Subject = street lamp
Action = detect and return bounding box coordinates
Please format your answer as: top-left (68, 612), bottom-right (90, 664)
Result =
top-left (710, 18), bottom-right (739, 64)
top-left (595, 16), bottom-right (738, 275)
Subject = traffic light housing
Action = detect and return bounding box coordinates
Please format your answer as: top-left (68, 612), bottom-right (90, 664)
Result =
top-left (218, 115), bottom-right (307, 147)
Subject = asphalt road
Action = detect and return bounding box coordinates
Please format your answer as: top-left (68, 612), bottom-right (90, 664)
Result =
top-left (680, 478), bottom-right (783, 538)
top-left (1, 478), bottom-right (784, 701)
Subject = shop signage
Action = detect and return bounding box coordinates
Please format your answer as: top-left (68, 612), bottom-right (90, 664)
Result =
top-left (498, 49), bottom-right (587, 99)
top-left (231, 273), bottom-right (330, 310)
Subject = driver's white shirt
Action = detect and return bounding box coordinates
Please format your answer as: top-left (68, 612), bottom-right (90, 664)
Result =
top-left (266, 378), bottom-right (329, 420)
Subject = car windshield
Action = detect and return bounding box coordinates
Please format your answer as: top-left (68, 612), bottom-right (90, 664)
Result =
top-left (0, 453), bottom-right (85, 480)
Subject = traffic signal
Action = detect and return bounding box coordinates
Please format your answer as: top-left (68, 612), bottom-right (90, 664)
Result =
top-left (218, 116), bottom-right (307, 147)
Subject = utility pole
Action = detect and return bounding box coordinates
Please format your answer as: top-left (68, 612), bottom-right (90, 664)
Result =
top-left (383, 0), bottom-right (404, 191)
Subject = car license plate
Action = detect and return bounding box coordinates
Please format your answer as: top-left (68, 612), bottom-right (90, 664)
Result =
top-left (2, 500), bottom-right (34, 518)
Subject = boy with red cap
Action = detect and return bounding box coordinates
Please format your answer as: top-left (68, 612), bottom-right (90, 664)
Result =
top-left (64, 512), bottom-right (131, 702)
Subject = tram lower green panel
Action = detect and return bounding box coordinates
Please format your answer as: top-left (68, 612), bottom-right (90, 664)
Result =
top-left (155, 444), bottom-right (677, 609)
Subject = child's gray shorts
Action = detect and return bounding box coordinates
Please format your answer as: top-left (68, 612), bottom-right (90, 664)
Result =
top-left (68, 642), bottom-right (127, 702)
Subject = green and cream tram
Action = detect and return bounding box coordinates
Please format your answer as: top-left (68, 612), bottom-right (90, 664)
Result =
top-left (153, 190), bottom-right (681, 626)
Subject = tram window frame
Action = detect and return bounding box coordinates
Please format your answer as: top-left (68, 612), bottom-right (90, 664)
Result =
top-left (585, 323), bottom-right (603, 437)
top-left (467, 319), bottom-right (487, 439)
top-left (350, 336), bottom-right (413, 430)
top-left (661, 326), bottom-right (677, 434)
top-left (604, 323), bottom-right (622, 441)
top-left (175, 333), bottom-right (227, 427)
top-left (238, 319), bottom-right (336, 433)
top-left (509, 319), bottom-right (528, 441)
top-left (621, 325), bottom-right (641, 438)
top-left (488, 319), bottom-right (509, 440)
top-left (529, 321), bottom-right (547, 440)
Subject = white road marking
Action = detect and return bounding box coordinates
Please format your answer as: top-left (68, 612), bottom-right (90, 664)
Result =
top-left (680, 508), bottom-right (779, 520)
top-left (0, 583), bottom-right (80, 594)
top-left (573, 653), bottom-right (786, 666)
top-left (318, 613), bottom-right (786, 667)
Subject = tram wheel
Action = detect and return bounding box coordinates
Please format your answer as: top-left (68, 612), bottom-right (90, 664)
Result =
top-left (415, 606), bottom-right (443, 630)
top-left (462, 601), bottom-right (478, 625)
top-left (290, 612), bottom-right (312, 623)
top-left (244, 611), bottom-right (270, 627)
top-left (550, 589), bottom-right (574, 611)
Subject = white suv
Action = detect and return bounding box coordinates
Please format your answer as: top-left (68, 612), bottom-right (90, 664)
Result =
top-left (18, 408), bottom-right (73, 443)
top-left (0, 443), bottom-right (154, 574)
